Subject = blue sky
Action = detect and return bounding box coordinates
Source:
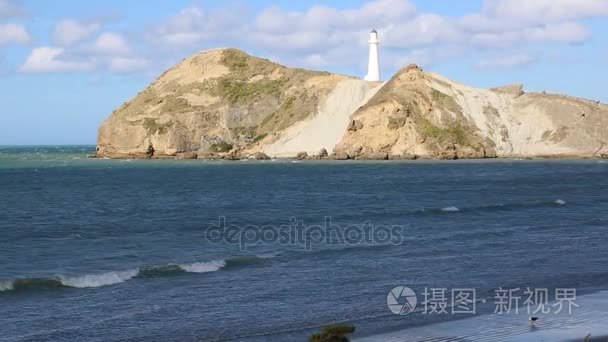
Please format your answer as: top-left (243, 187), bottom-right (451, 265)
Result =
top-left (0, 0), bottom-right (607, 145)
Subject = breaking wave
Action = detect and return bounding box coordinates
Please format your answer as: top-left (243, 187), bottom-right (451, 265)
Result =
top-left (0, 255), bottom-right (271, 294)
top-left (60, 270), bottom-right (138, 288)
top-left (179, 260), bottom-right (226, 273)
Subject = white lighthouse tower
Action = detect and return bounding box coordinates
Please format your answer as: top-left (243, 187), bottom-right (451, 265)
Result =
top-left (364, 29), bottom-right (381, 82)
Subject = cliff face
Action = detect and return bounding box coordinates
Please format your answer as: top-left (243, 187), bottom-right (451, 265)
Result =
top-left (97, 49), bottom-right (608, 159)
top-left (335, 65), bottom-right (493, 160)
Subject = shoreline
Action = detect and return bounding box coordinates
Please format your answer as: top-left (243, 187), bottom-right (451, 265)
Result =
top-left (90, 153), bottom-right (608, 161)
top-left (352, 286), bottom-right (608, 342)
top-left (354, 290), bottom-right (608, 342)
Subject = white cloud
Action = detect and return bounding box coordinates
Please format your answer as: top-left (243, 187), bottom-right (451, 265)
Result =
top-left (53, 19), bottom-right (102, 46)
top-left (483, 0), bottom-right (608, 23)
top-left (250, 0), bottom-right (415, 53)
top-left (468, 22), bottom-right (590, 47)
top-left (358, 0), bottom-right (416, 22)
top-left (300, 53), bottom-right (327, 68)
top-left (0, 23), bottom-right (31, 45)
top-left (255, 0), bottom-right (414, 35)
top-left (19, 39), bottom-right (145, 74)
top-left (18, 0), bottom-right (608, 76)
top-left (154, 7), bottom-right (208, 45)
top-left (239, 0), bottom-right (601, 71)
top-left (391, 46), bottom-right (466, 70)
top-left (21, 16), bottom-right (146, 74)
top-left (19, 47), bottom-right (95, 73)
top-left (524, 22), bottom-right (590, 44)
top-left (92, 32), bottom-right (131, 55)
top-left (153, 6), bottom-right (245, 47)
top-left (107, 57), bottom-right (148, 73)
top-left (0, 0), bottom-right (25, 18)
top-left (384, 14), bottom-right (463, 48)
top-left (476, 53), bottom-right (537, 69)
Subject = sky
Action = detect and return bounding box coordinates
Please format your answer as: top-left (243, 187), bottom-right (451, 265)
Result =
top-left (0, 0), bottom-right (607, 145)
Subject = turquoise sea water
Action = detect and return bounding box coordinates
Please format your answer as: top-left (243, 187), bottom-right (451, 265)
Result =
top-left (1, 146), bottom-right (607, 341)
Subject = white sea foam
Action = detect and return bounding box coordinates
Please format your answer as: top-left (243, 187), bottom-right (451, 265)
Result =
top-left (257, 252), bottom-right (279, 259)
top-left (555, 199), bottom-right (567, 205)
top-left (60, 269), bottom-right (138, 288)
top-left (179, 260), bottom-right (226, 273)
top-left (1, 258), bottom-right (241, 293)
top-left (442, 206), bottom-right (460, 212)
top-left (0, 280), bottom-right (14, 292)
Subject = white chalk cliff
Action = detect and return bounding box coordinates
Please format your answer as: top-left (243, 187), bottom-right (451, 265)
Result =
top-left (97, 49), bottom-right (608, 160)
top-left (263, 80), bottom-right (383, 157)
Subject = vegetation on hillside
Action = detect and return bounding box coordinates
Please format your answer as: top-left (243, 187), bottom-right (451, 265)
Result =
top-left (421, 120), bottom-right (470, 146)
top-left (209, 141), bottom-right (233, 153)
top-left (215, 49), bottom-right (324, 135)
top-left (431, 89), bottom-right (463, 114)
top-left (216, 78), bottom-right (286, 104)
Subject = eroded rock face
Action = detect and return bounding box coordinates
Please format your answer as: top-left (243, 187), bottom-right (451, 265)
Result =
top-left (358, 151), bottom-right (389, 160)
top-left (176, 151), bottom-right (197, 160)
top-left (223, 152), bottom-right (241, 161)
top-left (253, 152), bottom-right (271, 160)
top-left (317, 148), bottom-right (329, 158)
top-left (329, 151), bottom-right (350, 160)
top-left (490, 84), bottom-right (524, 97)
top-left (347, 120), bottom-right (363, 132)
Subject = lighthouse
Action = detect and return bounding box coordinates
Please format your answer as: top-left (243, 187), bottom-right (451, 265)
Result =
top-left (364, 29), bottom-right (381, 82)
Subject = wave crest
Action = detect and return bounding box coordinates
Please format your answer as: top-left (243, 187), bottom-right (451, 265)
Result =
top-left (60, 270), bottom-right (138, 288)
top-left (415, 199), bottom-right (569, 215)
top-left (0, 280), bottom-right (15, 291)
top-left (180, 260), bottom-right (226, 273)
top-left (0, 255), bottom-right (272, 294)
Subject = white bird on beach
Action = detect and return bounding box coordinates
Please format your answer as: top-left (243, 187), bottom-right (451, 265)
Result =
top-left (529, 317), bottom-right (539, 326)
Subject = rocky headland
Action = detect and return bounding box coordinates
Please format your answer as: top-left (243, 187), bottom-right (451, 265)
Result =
top-left (96, 48), bottom-right (608, 160)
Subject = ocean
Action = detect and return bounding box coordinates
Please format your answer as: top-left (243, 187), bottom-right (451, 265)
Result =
top-left (1, 146), bottom-right (607, 341)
